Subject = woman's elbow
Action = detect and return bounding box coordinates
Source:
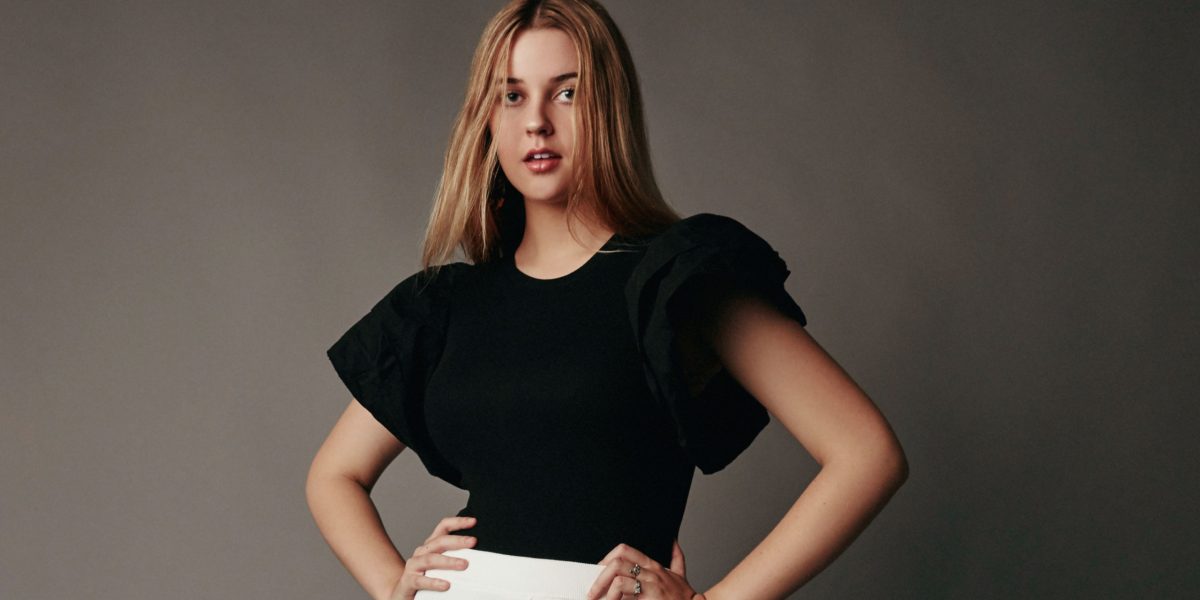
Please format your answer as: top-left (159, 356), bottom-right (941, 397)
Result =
top-left (875, 432), bottom-right (909, 491)
top-left (836, 428), bottom-right (908, 492)
top-left (887, 440), bottom-right (909, 489)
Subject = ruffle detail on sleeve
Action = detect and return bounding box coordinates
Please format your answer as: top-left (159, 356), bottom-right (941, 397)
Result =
top-left (326, 263), bottom-right (468, 489)
top-left (625, 213), bottom-right (808, 475)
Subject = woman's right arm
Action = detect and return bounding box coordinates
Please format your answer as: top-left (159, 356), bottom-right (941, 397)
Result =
top-left (306, 400), bottom-right (410, 600)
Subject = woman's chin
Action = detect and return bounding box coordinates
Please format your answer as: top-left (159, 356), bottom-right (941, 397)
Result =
top-left (515, 191), bottom-right (569, 206)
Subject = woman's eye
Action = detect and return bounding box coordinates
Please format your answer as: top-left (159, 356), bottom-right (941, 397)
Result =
top-left (500, 88), bottom-right (573, 105)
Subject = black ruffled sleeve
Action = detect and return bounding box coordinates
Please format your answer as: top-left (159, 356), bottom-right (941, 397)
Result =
top-left (326, 264), bottom-right (466, 489)
top-left (625, 213), bottom-right (808, 475)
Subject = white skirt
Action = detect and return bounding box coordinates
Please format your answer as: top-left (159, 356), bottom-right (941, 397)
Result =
top-left (415, 547), bottom-right (607, 600)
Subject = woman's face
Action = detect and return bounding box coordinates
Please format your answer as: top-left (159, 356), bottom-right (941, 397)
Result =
top-left (489, 28), bottom-right (578, 206)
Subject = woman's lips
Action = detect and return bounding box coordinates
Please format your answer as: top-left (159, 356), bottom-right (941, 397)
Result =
top-left (524, 157), bottom-right (561, 173)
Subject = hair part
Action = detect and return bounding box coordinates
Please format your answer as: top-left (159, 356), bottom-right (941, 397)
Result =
top-left (420, 0), bottom-right (679, 271)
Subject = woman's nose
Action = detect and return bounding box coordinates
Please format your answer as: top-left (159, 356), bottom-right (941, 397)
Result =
top-left (527, 120), bottom-right (551, 136)
top-left (525, 102), bottom-right (553, 136)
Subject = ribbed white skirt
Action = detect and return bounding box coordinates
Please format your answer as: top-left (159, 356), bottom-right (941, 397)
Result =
top-left (415, 548), bottom-right (607, 600)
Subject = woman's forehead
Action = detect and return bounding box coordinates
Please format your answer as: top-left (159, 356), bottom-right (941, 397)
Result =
top-left (503, 28), bottom-right (578, 82)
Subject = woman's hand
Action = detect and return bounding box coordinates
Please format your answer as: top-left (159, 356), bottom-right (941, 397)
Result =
top-left (586, 538), bottom-right (705, 600)
top-left (385, 515), bottom-right (477, 600)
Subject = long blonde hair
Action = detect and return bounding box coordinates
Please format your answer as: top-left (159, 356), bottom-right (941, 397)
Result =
top-left (420, 0), bottom-right (679, 270)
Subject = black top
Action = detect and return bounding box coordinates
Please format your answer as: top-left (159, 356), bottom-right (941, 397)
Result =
top-left (326, 213), bottom-right (808, 565)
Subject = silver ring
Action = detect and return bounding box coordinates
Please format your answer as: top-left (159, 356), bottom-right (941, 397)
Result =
top-left (630, 563), bottom-right (642, 576)
top-left (633, 578), bottom-right (642, 595)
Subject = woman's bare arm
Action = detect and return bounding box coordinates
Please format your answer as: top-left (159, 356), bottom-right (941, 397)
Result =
top-left (693, 292), bottom-right (909, 600)
top-left (306, 400), bottom-right (409, 600)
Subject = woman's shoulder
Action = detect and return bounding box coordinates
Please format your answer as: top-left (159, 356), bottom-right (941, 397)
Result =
top-left (604, 212), bottom-right (770, 271)
top-left (655, 211), bottom-right (762, 239)
top-left (625, 211), bottom-right (798, 298)
top-left (375, 261), bottom-right (476, 314)
top-left (621, 212), bottom-right (783, 262)
top-left (331, 261), bottom-right (475, 358)
top-left (617, 211), bottom-right (756, 242)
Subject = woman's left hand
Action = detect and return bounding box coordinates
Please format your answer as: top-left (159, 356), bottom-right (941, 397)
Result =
top-left (585, 538), bottom-right (705, 600)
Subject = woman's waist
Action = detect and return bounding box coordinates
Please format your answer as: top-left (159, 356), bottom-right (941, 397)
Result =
top-left (453, 504), bottom-right (677, 566)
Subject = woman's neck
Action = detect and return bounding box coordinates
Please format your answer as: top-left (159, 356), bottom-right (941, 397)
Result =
top-left (514, 203), bottom-right (613, 275)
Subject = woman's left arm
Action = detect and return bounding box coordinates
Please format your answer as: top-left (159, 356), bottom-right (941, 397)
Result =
top-left (698, 291), bottom-right (909, 600)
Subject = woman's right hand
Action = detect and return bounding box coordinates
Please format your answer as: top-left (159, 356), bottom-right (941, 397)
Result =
top-left (386, 515), bottom-right (478, 599)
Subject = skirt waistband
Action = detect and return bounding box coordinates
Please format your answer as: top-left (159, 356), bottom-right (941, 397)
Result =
top-left (417, 548), bottom-right (606, 600)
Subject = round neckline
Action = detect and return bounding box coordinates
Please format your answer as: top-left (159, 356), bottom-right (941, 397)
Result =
top-left (504, 233), bottom-right (621, 287)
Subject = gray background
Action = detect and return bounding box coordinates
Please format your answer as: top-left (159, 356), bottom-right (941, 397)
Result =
top-left (2, 1), bottom-right (1196, 598)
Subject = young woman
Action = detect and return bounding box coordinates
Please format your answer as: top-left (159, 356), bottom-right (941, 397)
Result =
top-left (306, 1), bottom-right (908, 599)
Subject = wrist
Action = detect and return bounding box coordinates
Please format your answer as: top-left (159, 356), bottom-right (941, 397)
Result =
top-left (375, 575), bottom-right (401, 600)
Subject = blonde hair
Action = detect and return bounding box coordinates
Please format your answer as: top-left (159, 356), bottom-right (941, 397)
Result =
top-left (420, 0), bottom-right (679, 270)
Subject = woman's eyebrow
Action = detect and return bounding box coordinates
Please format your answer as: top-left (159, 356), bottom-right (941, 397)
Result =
top-left (505, 72), bottom-right (578, 85)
